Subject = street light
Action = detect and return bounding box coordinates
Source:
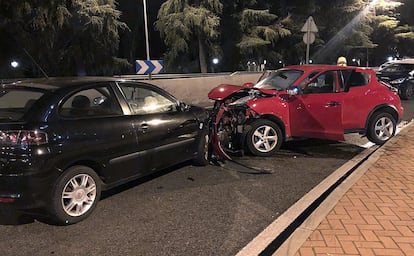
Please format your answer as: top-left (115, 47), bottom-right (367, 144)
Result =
top-left (142, 0), bottom-right (150, 61)
top-left (212, 58), bottom-right (219, 72)
top-left (10, 61), bottom-right (19, 68)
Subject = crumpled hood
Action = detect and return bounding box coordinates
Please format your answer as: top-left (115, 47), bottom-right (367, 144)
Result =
top-left (208, 83), bottom-right (277, 100)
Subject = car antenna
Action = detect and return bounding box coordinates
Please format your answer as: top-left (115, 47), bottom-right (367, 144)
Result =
top-left (22, 48), bottom-right (49, 79)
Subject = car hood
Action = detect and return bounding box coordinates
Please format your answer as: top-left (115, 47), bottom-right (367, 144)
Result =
top-left (208, 83), bottom-right (277, 100)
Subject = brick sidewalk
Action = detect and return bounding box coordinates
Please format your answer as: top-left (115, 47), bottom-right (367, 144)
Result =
top-left (295, 123), bottom-right (414, 256)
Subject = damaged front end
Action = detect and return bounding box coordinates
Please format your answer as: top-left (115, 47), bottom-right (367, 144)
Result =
top-left (208, 84), bottom-right (275, 160)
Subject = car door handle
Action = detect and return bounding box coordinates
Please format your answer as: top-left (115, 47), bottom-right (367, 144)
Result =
top-left (138, 123), bottom-right (149, 132)
top-left (325, 101), bottom-right (340, 107)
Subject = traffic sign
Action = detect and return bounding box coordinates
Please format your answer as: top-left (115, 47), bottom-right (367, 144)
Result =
top-left (135, 60), bottom-right (164, 75)
top-left (303, 32), bottom-right (315, 44)
top-left (301, 16), bottom-right (318, 33)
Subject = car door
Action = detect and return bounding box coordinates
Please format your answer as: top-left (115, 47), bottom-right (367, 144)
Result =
top-left (56, 83), bottom-right (143, 184)
top-left (117, 82), bottom-right (200, 174)
top-left (289, 70), bottom-right (345, 141)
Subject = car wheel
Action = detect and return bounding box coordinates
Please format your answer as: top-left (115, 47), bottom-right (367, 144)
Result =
top-left (49, 166), bottom-right (101, 225)
top-left (400, 82), bottom-right (414, 100)
top-left (367, 112), bottom-right (396, 145)
top-left (246, 119), bottom-right (283, 156)
top-left (193, 130), bottom-right (209, 166)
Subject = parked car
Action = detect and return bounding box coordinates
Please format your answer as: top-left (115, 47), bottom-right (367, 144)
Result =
top-left (0, 77), bottom-right (209, 224)
top-left (208, 65), bottom-right (403, 159)
top-left (376, 58), bottom-right (414, 100)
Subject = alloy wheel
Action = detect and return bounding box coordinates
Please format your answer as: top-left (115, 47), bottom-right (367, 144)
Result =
top-left (374, 116), bottom-right (394, 141)
top-left (61, 174), bottom-right (97, 217)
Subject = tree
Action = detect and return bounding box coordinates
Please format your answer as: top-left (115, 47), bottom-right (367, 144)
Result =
top-left (0, 0), bottom-right (128, 77)
top-left (237, 8), bottom-right (291, 68)
top-left (155, 0), bottom-right (223, 73)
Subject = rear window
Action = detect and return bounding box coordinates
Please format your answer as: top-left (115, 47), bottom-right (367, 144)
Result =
top-left (0, 89), bottom-right (44, 121)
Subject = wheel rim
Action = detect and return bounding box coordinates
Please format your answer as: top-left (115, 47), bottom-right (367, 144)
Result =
top-left (374, 116), bottom-right (394, 141)
top-left (61, 174), bottom-right (97, 217)
top-left (203, 134), bottom-right (209, 161)
top-left (252, 125), bottom-right (278, 153)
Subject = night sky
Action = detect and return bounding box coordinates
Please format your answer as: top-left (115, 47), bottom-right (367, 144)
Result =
top-left (118, 0), bottom-right (166, 60)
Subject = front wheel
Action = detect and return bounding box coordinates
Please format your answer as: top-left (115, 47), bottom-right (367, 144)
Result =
top-left (49, 166), bottom-right (101, 225)
top-left (193, 129), bottom-right (209, 166)
top-left (367, 112), bottom-right (396, 145)
top-left (246, 119), bottom-right (283, 156)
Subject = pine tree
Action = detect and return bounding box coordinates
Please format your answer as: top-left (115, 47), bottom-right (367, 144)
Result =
top-left (0, 0), bottom-right (128, 77)
top-left (155, 0), bottom-right (223, 73)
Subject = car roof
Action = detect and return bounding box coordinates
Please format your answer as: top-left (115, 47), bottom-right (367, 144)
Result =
top-left (389, 58), bottom-right (414, 64)
top-left (282, 64), bottom-right (371, 72)
top-left (1, 76), bottom-right (126, 91)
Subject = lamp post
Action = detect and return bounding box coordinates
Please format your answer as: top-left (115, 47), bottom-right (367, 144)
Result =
top-left (143, 0), bottom-right (150, 61)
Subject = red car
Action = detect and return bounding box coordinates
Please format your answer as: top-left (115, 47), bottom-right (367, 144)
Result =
top-left (208, 65), bottom-right (404, 159)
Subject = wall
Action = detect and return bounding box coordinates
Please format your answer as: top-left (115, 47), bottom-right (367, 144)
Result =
top-left (142, 73), bottom-right (262, 107)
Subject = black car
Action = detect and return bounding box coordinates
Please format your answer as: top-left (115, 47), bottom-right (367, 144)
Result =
top-left (0, 77), bottom-right (209, 224)
top-left (376, 59), bottom-right (414, 100)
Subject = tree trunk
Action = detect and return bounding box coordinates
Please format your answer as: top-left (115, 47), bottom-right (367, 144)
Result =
top-left (198, 36), bottom-right (208, 73)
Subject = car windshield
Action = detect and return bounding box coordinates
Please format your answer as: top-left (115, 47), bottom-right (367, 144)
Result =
top-left (255, 69), bottom-right (303, 90)
top-left (0, 89), bottom-right (44, 121)
top-left (382, 63), bottom-right (414, 73)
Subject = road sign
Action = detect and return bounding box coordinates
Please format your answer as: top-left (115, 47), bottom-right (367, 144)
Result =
top-left (135, 60), bottom-right (164, 75)
top-left (301, 16), bottom-right (318, 33)
top-left (301, 16), bottom-right (318, 64)
top-left (303, 32), bottom-right (316, 44)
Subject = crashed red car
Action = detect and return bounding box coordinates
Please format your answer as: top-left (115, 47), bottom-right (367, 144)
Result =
top-left (208, 65), bottom-right (404, 159)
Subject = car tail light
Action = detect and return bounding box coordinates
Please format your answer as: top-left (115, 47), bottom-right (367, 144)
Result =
top-left (0, 197), bottom-right (15, 203)
top-left (0, 130), bottom-right (48, 145)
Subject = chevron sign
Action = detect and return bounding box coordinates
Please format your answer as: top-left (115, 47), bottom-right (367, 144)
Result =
top-left (135, 60), bottom-right (164, 74)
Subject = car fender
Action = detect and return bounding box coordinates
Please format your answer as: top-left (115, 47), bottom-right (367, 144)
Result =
top-left (245, 98), bottom-right (290, 136)
top-left (364, 104), bottom-right (401, 130)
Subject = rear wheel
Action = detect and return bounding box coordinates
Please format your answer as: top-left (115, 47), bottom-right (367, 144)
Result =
top-left (246, 119), bottom-right (283, 156)
top-left (400, 82), bottom-right (414, 100)
top-left (49, 166), bottom-right (101, 225)
top-left (366, 112), bottom-right (396, 145)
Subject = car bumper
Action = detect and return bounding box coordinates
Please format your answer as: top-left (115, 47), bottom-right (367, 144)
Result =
top-left (0, 166), bottom-right (60, 210)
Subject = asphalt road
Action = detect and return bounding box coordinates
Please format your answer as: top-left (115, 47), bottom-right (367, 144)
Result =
top-left (0, 100), bottom-right (412, 256)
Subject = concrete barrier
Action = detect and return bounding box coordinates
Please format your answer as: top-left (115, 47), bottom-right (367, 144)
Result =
top-left (141, 73), bottom-right (263, 107)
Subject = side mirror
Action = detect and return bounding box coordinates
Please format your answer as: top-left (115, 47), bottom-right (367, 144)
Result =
top-left (287, 86), bottom-right (301, 95)
top-left (179, 102), bottom-right (191, 112)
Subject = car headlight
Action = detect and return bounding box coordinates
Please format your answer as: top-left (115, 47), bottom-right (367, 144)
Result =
top-left (389, 77), bottom-right (406, 84)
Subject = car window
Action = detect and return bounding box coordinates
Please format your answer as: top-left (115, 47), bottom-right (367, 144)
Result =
top-left (118, 83), bottom-right (177, 115)
top-left (299, 71), bottom-right (320, 87)
top-left (60, 86), bottom-right (123, 118)
top-left (303, 71), bottom-right (336, 94)
top-left (347, 71), bottom-right (369, 88)
top-left (0, 89), bottom-right (44, 121)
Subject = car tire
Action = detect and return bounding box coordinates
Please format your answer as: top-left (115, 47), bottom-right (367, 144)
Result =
top-left (193, 130), bottom-right (209, 166)
top-left (49, 166), bottom-right (101, 225)
top-left (246, 119), bottom-right (283, 156)
top-left (366, 112), bottom-right (396, 145)
top-left (400, 82), bottom-right (414, 100)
